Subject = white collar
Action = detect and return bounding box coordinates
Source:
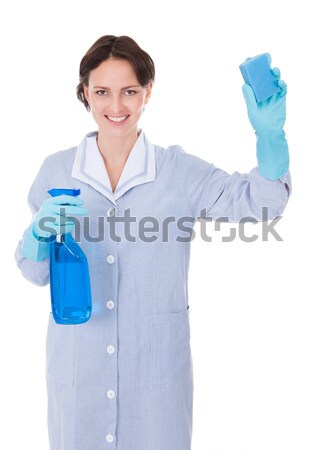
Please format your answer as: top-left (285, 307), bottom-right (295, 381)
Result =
top-left (71, 128), bottom-right (156, 205)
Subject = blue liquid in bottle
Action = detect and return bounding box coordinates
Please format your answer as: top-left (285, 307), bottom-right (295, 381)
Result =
top-left (48, 188), bottom-right (92, 325)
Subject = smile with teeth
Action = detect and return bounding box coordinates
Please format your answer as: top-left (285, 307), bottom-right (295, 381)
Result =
top-left (105, 115), bottom-right (130, 123)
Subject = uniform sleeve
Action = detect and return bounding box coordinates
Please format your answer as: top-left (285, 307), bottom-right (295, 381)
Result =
top-left (175, 147), bottom-right (292, 223)
top-left (14, 158), bottom-right (51, 286)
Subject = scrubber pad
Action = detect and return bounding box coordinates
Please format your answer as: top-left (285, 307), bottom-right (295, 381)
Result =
top-left (239, 53), bottom-right (281, 103)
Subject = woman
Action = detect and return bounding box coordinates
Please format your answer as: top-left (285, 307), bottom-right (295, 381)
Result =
top-left (15, 35), bottom-right (291, 450)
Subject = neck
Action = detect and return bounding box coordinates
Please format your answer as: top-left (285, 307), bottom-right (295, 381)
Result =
top-left (96, 128), bottom-right (140, 165)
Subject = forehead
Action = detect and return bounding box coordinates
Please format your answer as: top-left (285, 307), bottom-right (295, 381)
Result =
top-left (88, 58), bottom-right (138, 87)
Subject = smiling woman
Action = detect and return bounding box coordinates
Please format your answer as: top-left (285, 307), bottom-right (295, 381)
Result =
top-left (15, 33), bottom-right (292, 450)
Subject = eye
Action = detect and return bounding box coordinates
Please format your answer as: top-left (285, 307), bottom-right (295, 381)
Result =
top-left (95, 90), bottom-right (107, 96)
top-left (124, 89), bottom-right (137, 96)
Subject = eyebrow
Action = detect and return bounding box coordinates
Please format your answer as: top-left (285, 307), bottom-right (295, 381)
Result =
top-left (93, 84), bottom-right (141, 90)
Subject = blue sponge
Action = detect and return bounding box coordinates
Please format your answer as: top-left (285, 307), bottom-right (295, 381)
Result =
top-left (239, 53), bottom-right (281, 103)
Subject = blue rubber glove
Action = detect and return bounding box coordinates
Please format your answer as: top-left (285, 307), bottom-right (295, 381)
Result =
top-left (242, 66), bottom-right (289, 180)
top-left (21, 194), bottom-right (88, 262)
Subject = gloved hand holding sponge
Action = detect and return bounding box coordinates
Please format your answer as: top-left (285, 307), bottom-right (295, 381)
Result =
top-left (240, 52), bottom-right (289, 180)
top-left (21, 194), bottom-right (88, 262)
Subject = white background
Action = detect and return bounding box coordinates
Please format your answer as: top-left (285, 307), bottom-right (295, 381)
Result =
top-left (1, 1), bottom-right (321, 449)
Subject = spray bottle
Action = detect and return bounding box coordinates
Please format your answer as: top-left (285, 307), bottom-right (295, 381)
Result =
top-left (48, 188), bottom-right (92, 325)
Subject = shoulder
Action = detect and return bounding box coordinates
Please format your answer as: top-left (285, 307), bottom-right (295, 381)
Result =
top-left (155, 142), bottom-right (213, 176)
top-left (39, 145), bottom-right (77, 181)
top-left (44, 145), bottom-right (77, 167)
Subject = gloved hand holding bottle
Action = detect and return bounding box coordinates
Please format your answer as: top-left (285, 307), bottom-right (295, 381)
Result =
top-left (242, 62), bottom-right (289, 180)
top-left (21, 194), bottom-right (88, 262)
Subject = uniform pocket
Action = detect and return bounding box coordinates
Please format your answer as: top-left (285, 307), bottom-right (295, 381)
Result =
top-left (151, 306), bottom-right (192, 384)
top-left (45, 312), bottom-right (75, 385)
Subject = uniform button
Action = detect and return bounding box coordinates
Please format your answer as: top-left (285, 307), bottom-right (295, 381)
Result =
top-left (106, 299), bottom-right (115, 309)
top-left (107, 389), bottom-right (116, 399)
top-left (107, 345), bottom-right (115, 355)
top-left (107, 208), bottom-right (116, 217)
top-left (106, 433), bottom-right (114, 443)
top-left (106, 254), bottom-right (115, 264)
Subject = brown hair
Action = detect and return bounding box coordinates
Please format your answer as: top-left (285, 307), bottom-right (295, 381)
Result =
top-left (76, 35), bottom-right (155, 111)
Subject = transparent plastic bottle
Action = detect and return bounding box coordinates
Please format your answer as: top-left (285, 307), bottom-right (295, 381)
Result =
top-left (48, 188), bottom-right (92, 325)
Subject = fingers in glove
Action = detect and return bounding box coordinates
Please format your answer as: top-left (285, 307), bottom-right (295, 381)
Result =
top-left (48, 204), bottom-right (88, 216)
top-left (271, 67), bottom-right (281, 79)
top-left (242, 83), bottom-right (257, 111)
top-left (46, 195), bottom-right (85, 206)
top-left (277, 79), bottom-right (287, 97)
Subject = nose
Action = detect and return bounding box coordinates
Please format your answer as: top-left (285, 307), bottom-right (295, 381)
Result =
top-left (107, 94), bottom-right (125, 115)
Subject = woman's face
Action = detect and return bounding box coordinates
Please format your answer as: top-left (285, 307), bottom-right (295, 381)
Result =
top-left (83, 58), bottom-right (152, 137)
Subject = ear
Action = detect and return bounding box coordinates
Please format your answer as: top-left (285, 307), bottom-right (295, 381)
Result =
top-left (83, 83), bottom-right (89, 103)
top-left (144, 81), bottom-right (153, 104)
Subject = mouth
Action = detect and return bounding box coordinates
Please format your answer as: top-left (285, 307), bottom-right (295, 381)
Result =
top-left (104, 115), bottom-right (130, 125)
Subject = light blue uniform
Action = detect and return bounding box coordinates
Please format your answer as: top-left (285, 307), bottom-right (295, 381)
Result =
top-left (15, 129), bottom-right (291, 450)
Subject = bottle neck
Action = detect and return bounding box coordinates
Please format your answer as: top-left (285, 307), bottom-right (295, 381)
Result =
top-left (56, 233), bottom-right (65, 243)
